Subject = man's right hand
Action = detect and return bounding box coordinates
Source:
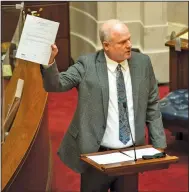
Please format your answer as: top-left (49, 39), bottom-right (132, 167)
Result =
top-left (48, 44), bottom-right (58, 65)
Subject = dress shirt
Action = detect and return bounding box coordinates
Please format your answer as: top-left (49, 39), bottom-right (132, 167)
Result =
top-left (100, 53), bottom-right (135, 149)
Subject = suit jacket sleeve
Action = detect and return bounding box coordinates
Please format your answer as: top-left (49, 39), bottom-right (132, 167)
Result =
top-left (146, 56), bottom-right (167, 149)
top-left (40, 56), bottom-right (86, 92)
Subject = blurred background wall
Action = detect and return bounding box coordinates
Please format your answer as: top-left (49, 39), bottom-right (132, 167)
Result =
top-left (69, 2), bottom-right (188, 83)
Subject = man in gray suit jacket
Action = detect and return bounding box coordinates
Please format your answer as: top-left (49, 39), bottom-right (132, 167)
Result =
top-left (41, 19), bottom-right (167, 192)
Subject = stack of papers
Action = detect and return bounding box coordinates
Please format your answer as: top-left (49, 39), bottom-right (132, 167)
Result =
top-left (87, 152), bottom-right (133, 164)
top-left (86, 147), bottom-right (161, 164)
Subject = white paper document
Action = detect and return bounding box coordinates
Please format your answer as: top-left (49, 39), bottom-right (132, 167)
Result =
top-left (87, 152), bottom-right (133, 164)
top-left (16, 14), bottom-right (59, 65)
top-left (123, 147), bottom-right (161, 159)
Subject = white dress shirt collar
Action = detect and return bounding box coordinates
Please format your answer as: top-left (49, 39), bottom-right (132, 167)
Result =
top-left (104, 52), bottom-right (128, 72)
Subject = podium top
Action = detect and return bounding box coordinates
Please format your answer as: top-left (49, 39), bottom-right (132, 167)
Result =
top-left (165, 28), bottom-right (188, 50)
top-left (80, 145), bottom-right (179, 176)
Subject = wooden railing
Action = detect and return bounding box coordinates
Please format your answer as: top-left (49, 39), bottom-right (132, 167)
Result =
top-left (2, 59), bottom-right (52, 191)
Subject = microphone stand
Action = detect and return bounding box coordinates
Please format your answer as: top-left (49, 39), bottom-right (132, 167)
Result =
top-left (123, 102), bottom-right (137, 162)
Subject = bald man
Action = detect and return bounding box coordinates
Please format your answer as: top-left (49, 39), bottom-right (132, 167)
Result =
top-left (41, 19), bottom-right (167, 192)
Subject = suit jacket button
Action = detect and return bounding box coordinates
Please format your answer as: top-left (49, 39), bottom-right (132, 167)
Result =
top-left (97, 141), bottom-right (101, 145)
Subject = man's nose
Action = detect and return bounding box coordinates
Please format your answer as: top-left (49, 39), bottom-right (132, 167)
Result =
top-left (126, 40), bottom-right (132, 48)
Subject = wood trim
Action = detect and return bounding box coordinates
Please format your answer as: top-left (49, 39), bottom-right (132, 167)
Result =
top-left (25, 2), bottom-right (68, 8)
top-left (46, 139), bottom-right (53, 192)
top-left (158, 82), bottom-right (169, 87)
top-left (165, 39), bottom-right (188, 50)
top-left (3, 97), bottom-right (21, 132)
top-left (67, 2), bottom-right (71, 67)
top-left (2, 60), bottom-right (48, 190)
top-left (165, 28), bottom-right (188, 50)
top-left (2, 115), bottom-right (45, 191)
top-left (80, 145), bottom-right (179, 176)
top-left (176, 28), bottom-right (188, 37)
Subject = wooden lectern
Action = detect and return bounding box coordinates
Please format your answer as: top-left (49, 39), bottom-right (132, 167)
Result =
top-left (80, 145), bottom-right (179, 192)
top-left (165, 29), bottom-right (188, 91)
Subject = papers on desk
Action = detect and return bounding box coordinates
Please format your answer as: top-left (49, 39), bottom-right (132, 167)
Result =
top-left (87, 152), bottom-right (133, 164)
top-left (123, 147), bottom-right (161, 159)
top-left (16, 14), bottom-right (59, 65)
top-left (87, 147), bottom-right (161, 164)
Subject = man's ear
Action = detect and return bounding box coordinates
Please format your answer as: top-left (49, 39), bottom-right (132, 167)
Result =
top-left (103, 41), bottom-right (109, 51)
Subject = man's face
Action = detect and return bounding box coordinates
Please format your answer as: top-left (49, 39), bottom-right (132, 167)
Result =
top-left (103, 25), bottom-right (132, 62)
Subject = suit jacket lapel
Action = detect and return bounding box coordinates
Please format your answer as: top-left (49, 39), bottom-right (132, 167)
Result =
top-left (96, 50), bottom-right (109, 123)
top-left (128, 52), bottom-right (140, 121)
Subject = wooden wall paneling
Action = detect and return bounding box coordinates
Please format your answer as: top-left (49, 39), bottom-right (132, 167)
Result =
top-left (1, 7), bottom-right (20, 43)
top-left (24, 2), bottom-right (70, 72)
top-left (178, 50), bottom-right (188, 90)
top-left (56, 38), bottom-right (70, 72)
top-left (169, 48), bottom-right (178, 91)
top-left (165, 29), bottom-right (188, 91)
top-left (169, 48), bottom-right (188, 91)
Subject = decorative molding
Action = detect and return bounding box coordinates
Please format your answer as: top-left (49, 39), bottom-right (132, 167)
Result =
top-left (98, 20), bottom-right (168, 28)
top-left (168, 22), bottom-right (188, 28)
top-left (70, 4), bottom-right (187, 36)
top-left (70, 31), bottom-right (96, 49)
top-left (96, 45), bottom-right (169, 54)
top-left (70, 6), bottom-right (97, 22)
top-left (70, 5), bottom-right (168, 29)
top-left (70, 4), bottom-right (187, 52)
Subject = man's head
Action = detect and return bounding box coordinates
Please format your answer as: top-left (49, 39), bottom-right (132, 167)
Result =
top-left (99, 19), bottom-right (132, 62)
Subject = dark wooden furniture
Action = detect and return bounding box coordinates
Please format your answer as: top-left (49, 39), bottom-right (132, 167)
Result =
top-left (1, 3), bottom-right (21, 43)
top-left (165, 29), bottom-right (188, 92)
top-left (164, 29), bottom-right (188, 141)
top-left (24, 1), bottom-right (70, 72)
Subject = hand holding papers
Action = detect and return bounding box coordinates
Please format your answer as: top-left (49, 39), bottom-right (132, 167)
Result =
top-left (16, 15), bottom-right (59, 65)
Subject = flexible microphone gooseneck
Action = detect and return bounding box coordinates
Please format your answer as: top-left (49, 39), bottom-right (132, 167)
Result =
top-left (123, 102), bottom-right (137, 162)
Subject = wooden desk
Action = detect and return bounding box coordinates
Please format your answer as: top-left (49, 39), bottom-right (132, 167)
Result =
top-left (81, 145), bottom-right (178, 176)
top-left (165, 29), bottom-right (188, 91)
top-left (80, 145), bottom-right (178, 192)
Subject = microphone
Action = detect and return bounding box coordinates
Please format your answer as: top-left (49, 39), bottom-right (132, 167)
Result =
top-left (123, 102), bottom-right (137, 162)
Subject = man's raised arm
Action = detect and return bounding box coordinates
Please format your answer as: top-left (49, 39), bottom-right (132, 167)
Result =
top-left (40, 44), bottom-right (86, 92)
